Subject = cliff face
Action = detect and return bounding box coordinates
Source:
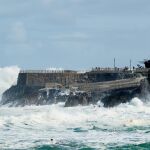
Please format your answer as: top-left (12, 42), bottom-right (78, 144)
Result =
top-left (1, 85), bottom-right (43, 106)
top-left (64, 87), bottom-right (142, 107)
top-left (1, 69), bottom-right (149, 107)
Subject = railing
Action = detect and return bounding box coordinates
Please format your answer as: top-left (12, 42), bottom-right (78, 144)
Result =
top-left (20, 67), bottom-right (150, 74)
top-left (20, 70), bottom-right (65, 73)
top-left (20, 69), bottom-right (92, 74)
top-left (91, 67), bottom-right (133, 73)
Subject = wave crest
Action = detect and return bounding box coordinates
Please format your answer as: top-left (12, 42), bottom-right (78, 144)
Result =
top-left (0, 66), bottom-right (20, 99)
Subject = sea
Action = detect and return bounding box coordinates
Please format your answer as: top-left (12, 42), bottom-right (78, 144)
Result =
top-left (0, 67), bottom-right (150, 150)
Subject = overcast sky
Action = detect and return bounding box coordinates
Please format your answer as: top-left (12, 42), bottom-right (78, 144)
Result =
top-left (0, 0), bottom-right (150, 70)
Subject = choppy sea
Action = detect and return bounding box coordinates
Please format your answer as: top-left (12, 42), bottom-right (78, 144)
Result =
top-left (0, 66), bottom-right (150, 149)
top-left (0, 98), bottom-right (150, 150)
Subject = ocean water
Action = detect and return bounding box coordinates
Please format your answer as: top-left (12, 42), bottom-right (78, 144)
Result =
top-left (0, 100), bottom-right (150, 150)
top-left (0, 67), bottom-right (150, 150)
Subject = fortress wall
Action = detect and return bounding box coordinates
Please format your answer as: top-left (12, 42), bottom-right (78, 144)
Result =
top-left (17, 72), bottom-right (81, 87)
top-left (17, 73), bottom-right (27, 86)
top-left (86, 72), bottom-right (135, 82)
top-left (17, 70), bottom-right (142, 88)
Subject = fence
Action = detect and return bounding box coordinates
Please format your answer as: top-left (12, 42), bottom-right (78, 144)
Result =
top-left (20, 70), bottom-right (65, 73)
top-left (20, 68), bottom-right (150, 74)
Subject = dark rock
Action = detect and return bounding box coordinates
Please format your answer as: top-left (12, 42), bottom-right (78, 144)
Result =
top-left (64, 87), bottom-right (141, 107)
top-left (1, 85), bottom-right (43, 106)
top-left (65, 91), bottom-right (92, 107)
top-left (0, 85), bottom-right (68, 106)
top-left (38, 88), bottom-right (68, 105)
top-left (101, 87), bottom-right (141, 107)
top-left (64, 79), bottom-right (149, 107)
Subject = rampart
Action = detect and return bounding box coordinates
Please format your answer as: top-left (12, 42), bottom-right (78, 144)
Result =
top-left (18, 70), bottom-right (79, 87)
top-left (17, 68), bottom-right (139, 88)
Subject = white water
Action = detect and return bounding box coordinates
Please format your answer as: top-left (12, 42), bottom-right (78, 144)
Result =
top-left (0, 99), bottom-right (150, 149)
top-left (0, 66), bottom-right (150, 149)
top-left (0, 66), bottom-right (20, 99)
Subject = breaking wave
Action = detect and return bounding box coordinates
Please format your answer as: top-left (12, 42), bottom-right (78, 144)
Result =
top-left (0, 97), bottom-right (150, 149)
top-left (0, 66), bottom-right (20, 100)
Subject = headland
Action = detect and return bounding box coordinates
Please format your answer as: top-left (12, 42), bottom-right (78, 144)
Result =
top-left (1, 61), bottom-right (150, 107)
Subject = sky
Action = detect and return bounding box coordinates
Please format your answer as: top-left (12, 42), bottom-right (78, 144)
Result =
top-left (0, 0), bottom-right (150, 70)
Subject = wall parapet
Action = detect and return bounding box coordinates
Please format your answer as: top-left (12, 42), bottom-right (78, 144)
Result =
top-left (20, 70), bottom-right (65, 73)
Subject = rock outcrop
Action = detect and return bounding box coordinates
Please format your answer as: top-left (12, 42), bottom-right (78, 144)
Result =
top-left (1, 68), bottom-right (150, 107)
top-left (1, 85), bottom-right (43, 106)
top-left (65, 91), bottom-right (92, 107)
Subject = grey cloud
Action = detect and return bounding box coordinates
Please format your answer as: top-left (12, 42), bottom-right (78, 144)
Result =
top-left (0, 0), bottom-right (150, 69)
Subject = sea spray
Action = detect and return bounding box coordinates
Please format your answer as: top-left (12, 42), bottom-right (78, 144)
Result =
top-left (0, 66), bottom-right (20, 100)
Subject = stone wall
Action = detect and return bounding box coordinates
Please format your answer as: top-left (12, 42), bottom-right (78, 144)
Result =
top-left (17, 72), bottom-right (81, 87)
top-left (17, 73), bottom-right (27, 86)
top-left (17, 71), bottom-right (137, 88)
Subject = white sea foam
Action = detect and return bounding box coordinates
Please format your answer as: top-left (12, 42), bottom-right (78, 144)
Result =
top-left (0, 98), bottom-right (150, 149)
top-left (130, 97), bottom-right (144, 107)
top-left (0, 66), bottom-right (20, 99)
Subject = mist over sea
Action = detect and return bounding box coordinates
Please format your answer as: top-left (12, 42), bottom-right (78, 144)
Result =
top-left (0, 67), bottom-right (150, 150)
